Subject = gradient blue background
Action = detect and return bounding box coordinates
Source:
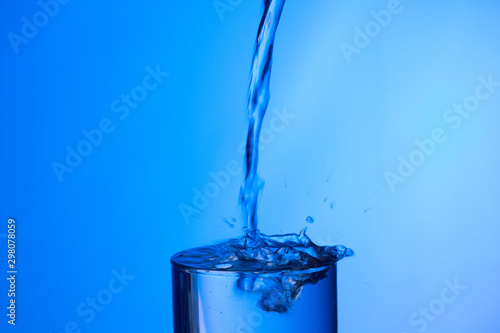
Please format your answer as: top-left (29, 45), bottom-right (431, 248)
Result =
top-left (1, 0), bottom-right (500, 332)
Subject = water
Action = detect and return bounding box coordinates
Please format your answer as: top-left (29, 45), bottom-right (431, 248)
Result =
top-left (172, 0), bottom-right (353, 331)
top-left (306, 216), bottom-right (315, 224)
top-left (240, 0), bottom-right (285, 233)
top-left (171, 227), bottom-right (353, 332)
top-left (172, 228), bottom-right (352, 311)
top-left (172, 259), bottom-right (338, 332)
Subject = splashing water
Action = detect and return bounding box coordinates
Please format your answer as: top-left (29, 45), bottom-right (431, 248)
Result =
top-left (173, 0), bottom-right (353, 314)
top-left (171, 228), bottom-right (353, 312)
top-left (235, 0), bottom-right (353, 311)
top-left (306, 216), bottom-right (315, 224)
top-left (172, 228), bottom-right (352, 272)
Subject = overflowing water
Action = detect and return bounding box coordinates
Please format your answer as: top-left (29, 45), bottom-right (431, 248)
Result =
top-left (235, 0), bottom-right (352, 311)
top-left (172, 1), bottom-right (353, 330)
top-left (172, 228), bottom-right (352, 313)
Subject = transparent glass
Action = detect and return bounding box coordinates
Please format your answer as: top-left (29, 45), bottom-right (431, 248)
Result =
top-left (171, 256), bottom-right (338, 333)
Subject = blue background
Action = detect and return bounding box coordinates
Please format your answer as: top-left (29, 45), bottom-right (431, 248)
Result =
top-left (1, 0), bottom-right (500, 332)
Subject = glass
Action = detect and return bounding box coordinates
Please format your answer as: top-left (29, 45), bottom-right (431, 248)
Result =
top-left (171, 253), bottom-right (338, 333)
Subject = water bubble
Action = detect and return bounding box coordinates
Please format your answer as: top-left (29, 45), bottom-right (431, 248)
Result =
top-left (214, 263), bottom-right (233, 269)
top-left (306, 216), bottom-right (315, 224)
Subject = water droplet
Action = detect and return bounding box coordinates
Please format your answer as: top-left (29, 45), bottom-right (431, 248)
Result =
top-left (306, 216), bottom-right (315, 223)
top-left (214, 263), bottom-right (233, 269)
top-left (223, 217), bottom-right (235, 229)
top-left (330, 202), bottom-right (335, 209)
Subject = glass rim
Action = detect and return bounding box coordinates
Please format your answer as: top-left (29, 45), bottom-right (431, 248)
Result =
top-left (170, 254), bottom-right (336, 276)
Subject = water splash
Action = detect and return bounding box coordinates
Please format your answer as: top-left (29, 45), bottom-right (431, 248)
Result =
top-left (223, 217), bottom-right (235, 229)
top-left (172, 228), bottom-right (353, 312)
top-left (306, 216), bottom-right (315, 224)
top-left (174, 0), bottom-right (354, 313)
top-left (240, 0), bottom-right (286, 232)
top-left (172, 228), bottom-right (352, 272)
